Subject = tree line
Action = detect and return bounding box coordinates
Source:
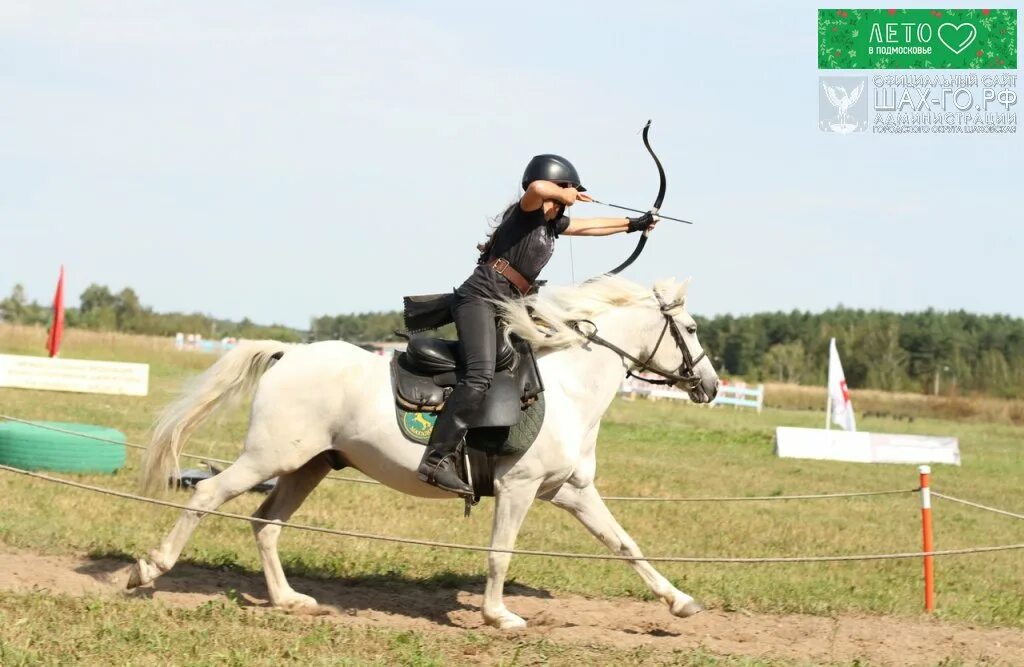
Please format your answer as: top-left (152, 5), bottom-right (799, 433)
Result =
top-left (4, 282), bottom-right (1022, 397)
top-left (1, 283), bottom-right (304, 343)
top-left (697, 308), bottom-right (1024, 398)
top-left (307, 306), bottom-right (1024, 397)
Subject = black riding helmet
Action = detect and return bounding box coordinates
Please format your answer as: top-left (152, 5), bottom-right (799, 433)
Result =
top-left (521, 154), bottom-right (586, 192)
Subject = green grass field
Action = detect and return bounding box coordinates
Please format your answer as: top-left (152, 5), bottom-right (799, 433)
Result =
top-left (1, 325), bottom-right (1023, 664)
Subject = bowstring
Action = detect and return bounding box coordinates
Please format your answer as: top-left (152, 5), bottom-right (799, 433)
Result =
top-left (569, 236), bottom-right (576, 284)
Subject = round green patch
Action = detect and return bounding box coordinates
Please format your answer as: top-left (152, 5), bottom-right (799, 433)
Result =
top-left (402, 411), bottom-right (437, 443)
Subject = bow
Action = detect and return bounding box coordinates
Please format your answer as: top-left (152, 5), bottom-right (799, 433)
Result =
top-left (605, 119), bottom-right (666, 276)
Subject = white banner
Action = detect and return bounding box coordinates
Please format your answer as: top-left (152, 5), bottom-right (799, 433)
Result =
top-left (775, 427), bottom-right (960, 466)
top-left (0, 354), bottom-right (149, 396)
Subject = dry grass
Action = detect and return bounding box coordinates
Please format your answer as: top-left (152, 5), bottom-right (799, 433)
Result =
top-left (763, 381), bottom-right (1024, 426)
top-left (0, 324), bottom-right (214, 381)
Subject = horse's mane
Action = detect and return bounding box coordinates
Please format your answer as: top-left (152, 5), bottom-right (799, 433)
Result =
top-left (497, 275), bottom-right (690, 352)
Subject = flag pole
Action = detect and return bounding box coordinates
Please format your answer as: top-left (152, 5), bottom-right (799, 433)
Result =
top-left (825, 337), bottom-right (833, 430)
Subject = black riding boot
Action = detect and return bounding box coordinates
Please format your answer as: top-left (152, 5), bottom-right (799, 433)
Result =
top-left (417, 385), bottom-right (485, 496)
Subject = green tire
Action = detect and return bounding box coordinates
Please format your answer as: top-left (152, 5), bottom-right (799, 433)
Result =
top-left (0, 421), bottom-right (127, 474)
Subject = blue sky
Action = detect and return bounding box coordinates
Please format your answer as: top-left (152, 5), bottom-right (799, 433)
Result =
top-left (2, 1), bottom-right (1021, 328)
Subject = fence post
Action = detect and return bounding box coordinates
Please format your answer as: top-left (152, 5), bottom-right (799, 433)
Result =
top-left (918, 465), bottom-right (935, 612)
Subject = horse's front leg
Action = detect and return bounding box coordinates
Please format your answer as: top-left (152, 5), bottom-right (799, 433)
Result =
top-left (481, 476), bottom-right (543, 630)
top-left (548, 482), bottom-right (703, 619)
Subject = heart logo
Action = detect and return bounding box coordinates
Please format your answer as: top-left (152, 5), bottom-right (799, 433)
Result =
top-left (937, 22), bottom-right (977, 55)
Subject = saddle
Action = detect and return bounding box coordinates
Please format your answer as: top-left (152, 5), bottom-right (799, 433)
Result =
top-left (390, 332), bottom-right (543, 428)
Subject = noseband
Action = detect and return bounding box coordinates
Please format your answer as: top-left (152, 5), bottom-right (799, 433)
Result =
top-left (569, 294), bottom-right (706, 388)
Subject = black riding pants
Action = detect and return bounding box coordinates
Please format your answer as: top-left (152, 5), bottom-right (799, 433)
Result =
top-left (423, 270), bottom-right (511, 453)
top-left (451, 292), bottom-right (498, 392)
top-left (451, 265), bottom-right (517, 393)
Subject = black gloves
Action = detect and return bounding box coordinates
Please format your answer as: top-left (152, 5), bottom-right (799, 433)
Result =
top-left (627, 212), bottom-right (656, 233)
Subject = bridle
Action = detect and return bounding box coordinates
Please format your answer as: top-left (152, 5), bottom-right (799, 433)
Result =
top-left (568, 293), bottom-right (706, 389)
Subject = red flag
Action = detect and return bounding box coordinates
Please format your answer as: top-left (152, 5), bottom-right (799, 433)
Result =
top-left (46, 265), bottom-right (65, 358)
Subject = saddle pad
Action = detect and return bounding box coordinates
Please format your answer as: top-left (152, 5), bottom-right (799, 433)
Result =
top-left (395, 394), bottom-right (545, 457)
top-left (391, 342), bottom-right (543, 427)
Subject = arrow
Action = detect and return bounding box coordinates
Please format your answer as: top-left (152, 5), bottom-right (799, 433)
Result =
top-left (589, 199), bottom-right (695, 225)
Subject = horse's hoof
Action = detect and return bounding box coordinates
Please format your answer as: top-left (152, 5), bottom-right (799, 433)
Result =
top-left (483, 609), bottom-right (527, 630)
top-left (126, 564), bottom-right (142, 589)
top-left (276, 592), bottom-right (320, 612)
top-left (670, 598), bottom-right (704, 618)
top-left (126, 559), bottom-right (160, 589)
top-left (496, 614), bottom-right (528, 630)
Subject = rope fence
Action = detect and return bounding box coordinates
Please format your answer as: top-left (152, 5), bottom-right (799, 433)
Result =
top-left (2, 463), bottom-right (1023, 565)
top-left (932, 491), bottom-right (1024, 521)
top-left (601, 489), bottom-right (915, 502)
top-left (0, 414), bottom-right (382, 485)
top-left (0, 415), bottom-right (916, 502)
top-left (3, 412), bottom-right (1024, 614)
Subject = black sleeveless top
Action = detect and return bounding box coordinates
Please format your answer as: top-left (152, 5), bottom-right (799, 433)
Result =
top-left (457, 204), bottom-right (569, 299)
top-left (488, 204), bottom-right (570, 281)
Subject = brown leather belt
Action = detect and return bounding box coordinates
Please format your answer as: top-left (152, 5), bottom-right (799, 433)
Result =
top-left (486, 257), bottom-right (532, 295)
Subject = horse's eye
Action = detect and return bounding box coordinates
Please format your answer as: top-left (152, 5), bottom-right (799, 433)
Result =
top-left (686, 325), bottom-right (697, 334)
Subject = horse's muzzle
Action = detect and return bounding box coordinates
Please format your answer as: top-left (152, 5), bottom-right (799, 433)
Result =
top-left (686, 377), bottom-right (719, 404)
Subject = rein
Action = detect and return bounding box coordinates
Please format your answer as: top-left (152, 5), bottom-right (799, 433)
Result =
top-left (568, 296), bottom-right (706, 388)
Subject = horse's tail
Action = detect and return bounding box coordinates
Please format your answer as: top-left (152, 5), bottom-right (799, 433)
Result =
top-left (140, 340), bottom-right (292, 496)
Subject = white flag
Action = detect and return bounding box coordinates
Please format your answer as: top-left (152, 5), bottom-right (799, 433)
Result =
top-left (828, 338), bottom-right (856, 431)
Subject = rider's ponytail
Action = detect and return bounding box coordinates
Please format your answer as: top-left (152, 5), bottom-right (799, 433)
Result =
top-left (476, 202), bottom-right (517, 263)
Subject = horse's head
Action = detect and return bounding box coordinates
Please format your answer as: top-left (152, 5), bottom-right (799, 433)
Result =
top-left (637, 279), bottom-right (719, 403)
top-left (498, 275), bottom-right (720, 402)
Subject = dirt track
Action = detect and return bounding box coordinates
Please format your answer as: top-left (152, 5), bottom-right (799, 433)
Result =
top-left (1, 548), bottom-right (1021, 665)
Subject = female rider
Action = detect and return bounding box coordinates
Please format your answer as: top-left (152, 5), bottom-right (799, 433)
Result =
top-left (418, 154), bottom-right (659, 495)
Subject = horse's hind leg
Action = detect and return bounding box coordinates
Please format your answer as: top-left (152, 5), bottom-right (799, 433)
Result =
top-left (252, 453), bottom-right (332, 611)
top-left (547, 483), bottom-right (703, 619)
top-left (128, 451), bottom-right (288, 589)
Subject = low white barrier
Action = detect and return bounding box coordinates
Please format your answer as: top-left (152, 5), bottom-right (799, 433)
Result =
top-left (619, 376), bottom-right (764, 412)
top-left (0, 354), bottom-right (149, 396)
top-left (712, 384), bottom-right (764, 412)
top-left (174, 333), bottom-right (238, 354)
top-left (775, 427), bottom-right (961, 466)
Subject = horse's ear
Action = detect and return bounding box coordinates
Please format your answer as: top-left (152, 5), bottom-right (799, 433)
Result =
top-left (652, 278), bottom-right (675, 304)
top-left (679, 277), bottom-right (692, 295)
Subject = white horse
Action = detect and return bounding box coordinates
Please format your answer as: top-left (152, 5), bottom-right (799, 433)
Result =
top-left (128, 275), bottom-right (720, 629)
